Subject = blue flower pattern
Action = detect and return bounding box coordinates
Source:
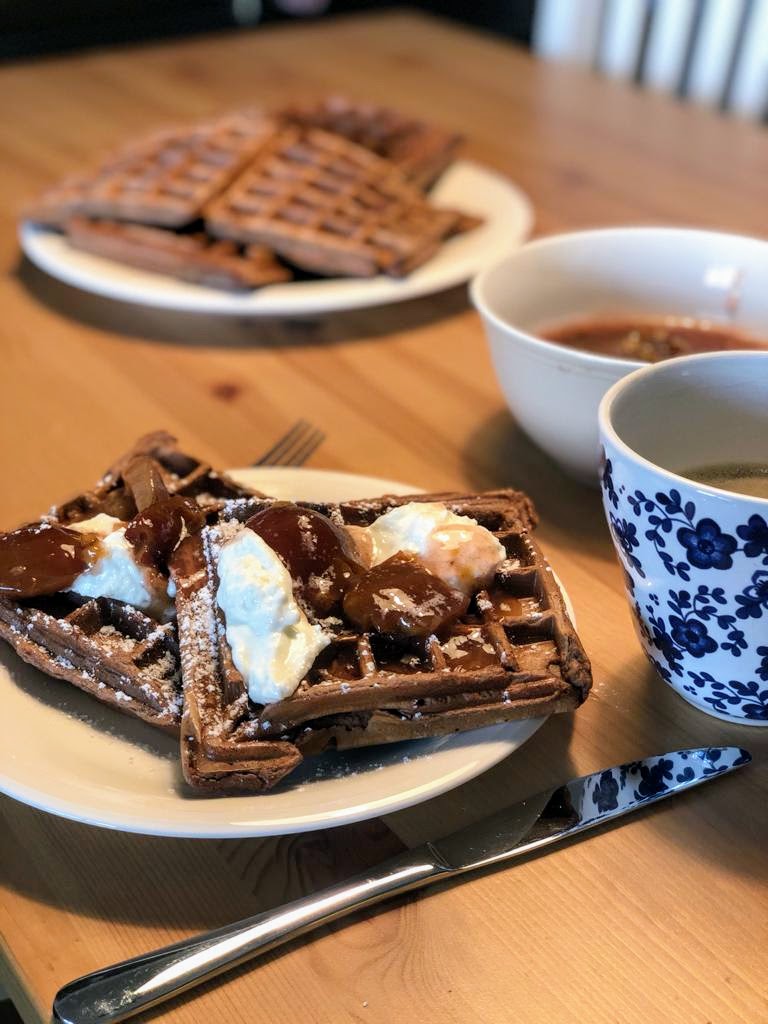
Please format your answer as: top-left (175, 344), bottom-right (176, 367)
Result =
top-left (588, 748), bottom-right (751, 814)
top-left (602, 455), bottom-right (619, 510)
top-left (737, 515), bottom-right (768, 559)
top-left (634, 757), bottom-right (674, 798)
top-left (601, 453), bottom-right (768, 722)
top-left (609, 515), bottom-right (646, 578)
top-left (734, 571), bottom-right (768, 620)
top-left (686, 671), bottom-right (768, 721)
top-left (677, 519), bottom-right (737, 570)
top-left (592, 770), bottom-right (619, 811)
top-left (670, 616), bottom-right (717, 658)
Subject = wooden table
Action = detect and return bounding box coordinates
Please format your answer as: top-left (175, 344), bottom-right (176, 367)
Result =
top-left (0, 12), bottom-right (766, 1023)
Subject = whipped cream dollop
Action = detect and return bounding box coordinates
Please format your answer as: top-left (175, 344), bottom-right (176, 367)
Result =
top-left (215, 529), bottom-right (330, 705)
top-left (68, 514), bottom-right (171, 617)
top-left (354, 502), bottom-right (506, 594)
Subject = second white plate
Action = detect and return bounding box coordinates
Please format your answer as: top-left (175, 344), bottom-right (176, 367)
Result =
top-left (19, 161), bottom-right (533, 316)
top-left (0, 468), bottom-right (549, 838)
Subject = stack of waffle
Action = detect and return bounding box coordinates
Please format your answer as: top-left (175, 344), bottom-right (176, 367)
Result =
top-left (24, 99), bottom-right (481, 289)
top-left (0, 439), bottom-right (592, 793)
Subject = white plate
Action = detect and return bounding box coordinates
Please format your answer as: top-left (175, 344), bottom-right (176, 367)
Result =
top-left (0, 468), bottom-right (553, 838)
top-left (19, 161), bottom-right (533, 316)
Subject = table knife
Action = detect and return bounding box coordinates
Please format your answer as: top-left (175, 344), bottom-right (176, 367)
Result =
top-left (52, 745), bottom-right (751, 1024)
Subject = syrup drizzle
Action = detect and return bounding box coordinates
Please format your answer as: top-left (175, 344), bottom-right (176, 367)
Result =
top-left (343, 552), bottom-right (468, 637)
top-left (245, 502), bottom-right (365, 615)
top-left (0, 523), bottom-right (101, 598)
top-left (125, 496), bottom-right (205, 572)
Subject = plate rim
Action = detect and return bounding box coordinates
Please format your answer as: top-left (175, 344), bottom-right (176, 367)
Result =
top-left (18, 160), bottom-right (534, 317)
top-left (0, 466), bottom-right (551, 837)
top-left (0, 720), bottom-right (546, 838)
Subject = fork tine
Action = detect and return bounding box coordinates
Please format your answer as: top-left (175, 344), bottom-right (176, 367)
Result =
top-left (277, 424), bottom-right (319, 466)
top-left (253, 420), bottom-right (309, 466)
top-left (284, 427), bottom-right (326, 467)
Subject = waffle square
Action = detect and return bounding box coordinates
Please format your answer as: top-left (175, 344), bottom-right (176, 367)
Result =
top-left (25, 112), bottom-right (272, 229)
top-left (52, 430), bottom-right (261, 525)
top-left (277, 95), bottom-right (462, 190)
top-left (204, 125), bottom-right (464, 277)
top-left (65, 218), bottom-right (291, 291)
top-left (0, 594), bottom-right (181, 732)
top-left (0, 433), bottom-right (261, 731)
top-left (173, 490), bottom-right (591, 792)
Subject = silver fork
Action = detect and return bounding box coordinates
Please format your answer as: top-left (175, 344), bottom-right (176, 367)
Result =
top-left (252, 420), bottom-right (325, 467)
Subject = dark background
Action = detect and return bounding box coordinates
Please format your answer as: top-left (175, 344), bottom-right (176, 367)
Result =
top-left (0, 0), bottom-right (535, 61)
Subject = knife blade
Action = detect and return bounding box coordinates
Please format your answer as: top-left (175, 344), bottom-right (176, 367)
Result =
top-left (53, 746), bottom-right (750, 1024)
top-left (434, 744), bottom-right (751, 870)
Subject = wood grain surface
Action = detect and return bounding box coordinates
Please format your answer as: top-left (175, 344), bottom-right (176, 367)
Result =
top-left (0, 11), bottom-right (766, 1024)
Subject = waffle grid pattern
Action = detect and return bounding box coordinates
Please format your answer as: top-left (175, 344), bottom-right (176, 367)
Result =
top-left (249, 531), bottom-right (566, 732)
top-left (0, 593), bottom-right (180, 731)
top-left (53, 430), bottom-right (258, 525)
top-left (26, 114), bottom-right (271, 229)
top-left (175, 491), bottom-right (591, 792)
top-left (204, 126), bottom-right (462, 277)
top-left (278, 95), bottom-right (462, 189)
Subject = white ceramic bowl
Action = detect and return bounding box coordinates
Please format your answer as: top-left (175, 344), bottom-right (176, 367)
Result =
top-left (471, 227), bottom-right (768, 484)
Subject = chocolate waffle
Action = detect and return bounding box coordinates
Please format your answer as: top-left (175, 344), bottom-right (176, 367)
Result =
top-left (0, 433), bottom-right (261, 731)
top-left (52, 430), bottom-right (261, 525)
top-left (25, 112), bottom-right (272, 229)
top-left (277, 96), bottom-right (462, 190)
top-left (65, 218), bottom-right (291, 291)
top-left (204, 125), bottom-right (464, 277)
top-left (173, 490), bottom-right (591, 792)
top-left (0, 594), bottom-right (181, 732)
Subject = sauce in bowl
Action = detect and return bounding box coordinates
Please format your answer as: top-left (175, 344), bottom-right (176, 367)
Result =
top-left (538, 315), bottom-right (768, 363)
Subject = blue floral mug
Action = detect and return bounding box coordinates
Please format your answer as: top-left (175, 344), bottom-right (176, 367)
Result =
top-left (599, 351), bottom-right (768, 725)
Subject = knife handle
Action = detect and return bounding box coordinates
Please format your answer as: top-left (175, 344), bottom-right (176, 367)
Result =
top-left (52, 845), bottom-right (452, 1024)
